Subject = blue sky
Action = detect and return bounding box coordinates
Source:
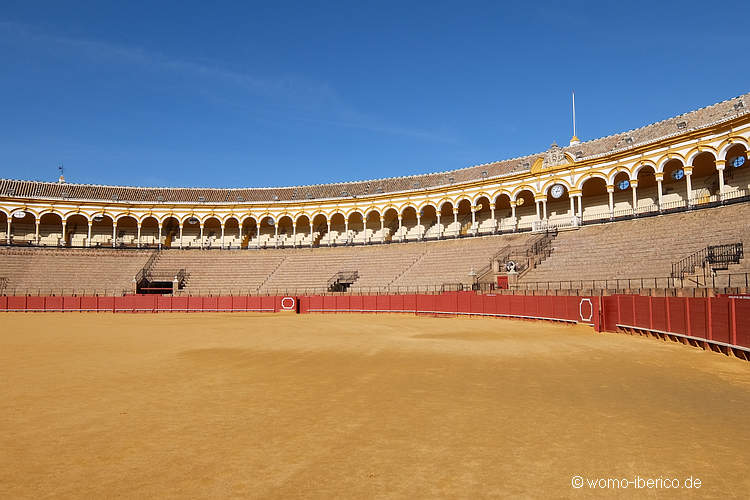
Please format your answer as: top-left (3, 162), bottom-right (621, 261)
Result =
top-left (1, 1), bottom-right (749, 188)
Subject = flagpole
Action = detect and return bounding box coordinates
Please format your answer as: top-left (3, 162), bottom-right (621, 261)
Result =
top-left (572, 90), bottom-right (576, 138)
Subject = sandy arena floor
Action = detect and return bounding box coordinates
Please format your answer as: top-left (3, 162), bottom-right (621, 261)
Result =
top-left (1, 312), bottom-right (750, 498)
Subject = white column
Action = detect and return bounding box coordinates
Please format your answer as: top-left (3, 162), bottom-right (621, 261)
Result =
top-left (62, 222), bottom-right (66, 246)
top-left (380, 217), bottom-right (385, 243)
top-left (292, 222), bottom-right (296, 247)
top-left (157, 222), bottom-right (162, 249)
top-left (239, 223), bottom-right (243, 248)
top-left (490, 207), bottom-right (496, 232)
top-left (685, 167), bottom-right (693, 206)
top-left (199, 224), bottom-right (204, 249)
top-left (535, 200), bottom-right (541, 220)
top-left (607, 186), bottom-right (614, 217)
top-left (576, 194), bottom-right (582, 218)
top-left (453, 209), bottom-right (458, 238)
top-left (344, 219), bottom-right (349, 243)
top-left (630, 180), bottom-right (638, 215)
top-left (655, 173), bottom-right (664, 209)
top-left (87, 221), bottom-right (92, 247)
top-left (416, 213), bottom-right (421, 240)
top-left (309, 221), bottom-right (314, 248)
top-left (510, 201), bottom-right (517, 230)
top-left (6, 217), bottom-right (10, 244)
top-left (569, 196), bottom-right (575, 216)
top-left (35, 220), bottom-right (40, 245)
top-left (179, 224), bottom-right (183, 249)
top-left (274, 222), bottom-right (278, 248)
top-left (436, 213), bottom-right (441, 239)
top-left (112, 223), bottom-right (117, 248)
top-left (542, 199), bottom-right (548, 220)
top-left (137, 222), bottom-right (142, 248)
top-left (398, 216), bottom-right (403, 241)
top-left (327, 221), bottom-right (331, 246)
top-left (716, 161), bottom-right (726, 200)
top-left (256, 224), bottom-right (259, 248)
top-left (221, 223), bottom-right (225, 249)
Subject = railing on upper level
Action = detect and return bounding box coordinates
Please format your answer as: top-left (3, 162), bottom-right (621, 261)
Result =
top-left (671, 242), bottom-right (744, 279)
top-left (327, 270), bottom-right (359, 286)
top-left (133, 248), bottom-right (162, 285)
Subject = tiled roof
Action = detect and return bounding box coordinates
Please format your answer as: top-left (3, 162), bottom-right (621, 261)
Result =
top-left (1, 92), bottom-right (748, 204)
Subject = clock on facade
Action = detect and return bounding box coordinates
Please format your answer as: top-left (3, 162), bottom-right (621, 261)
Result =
top-left (550, 184), bottom-right (565, 199)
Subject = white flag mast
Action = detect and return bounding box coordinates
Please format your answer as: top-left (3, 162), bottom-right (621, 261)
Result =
top-left (570, 90), bottom-right (580, 146)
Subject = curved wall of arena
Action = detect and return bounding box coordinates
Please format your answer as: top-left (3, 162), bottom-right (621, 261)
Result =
top-left (1, 93), bottom-right (750, 249)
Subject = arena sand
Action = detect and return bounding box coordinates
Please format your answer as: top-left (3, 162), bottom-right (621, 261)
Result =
top-left (1, 312), bottom-right (750, 499)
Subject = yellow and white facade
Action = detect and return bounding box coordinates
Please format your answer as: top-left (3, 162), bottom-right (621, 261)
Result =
top-left (2, 93), bottom-right (750, 249)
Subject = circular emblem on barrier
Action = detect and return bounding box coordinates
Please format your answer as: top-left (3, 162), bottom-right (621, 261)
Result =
top-left (617, 179), bottom-right (630, 191)
top-left (732, 156), bottom-right (746, 168)
top-left (579, 298), bottom-right (593, 322)
top-left (281, 297), bottom-right (295, 310)
top-left (671, 168), bottom-right (684, 180)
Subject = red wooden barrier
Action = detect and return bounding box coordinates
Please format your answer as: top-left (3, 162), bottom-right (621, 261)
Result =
top-left (45, 296), bottom-right (63, 311)
top-left (98, 296), bottom-right (114, 312)
top-left (260, 296), bottom-right (275, 312)
top-left (735, 299), bottom-right (750, 347)
top-left (187, 296), bottom-right (203, 312)
top-left (322, 295), bottom-right (336, 312)
top-left (202, 296), bottom-right (218, 312)
top-left (403, 294), bottom-right (416, 313)
top-left (7, 296), bottom-right (26, 311)
top-left (171, 296), bottom-right (188, 312)
top-left (375, 294), bottom-right (389, 312)
top-left (350, 295), bottom-right (363, 312)
top-left (689, 298), bottom-right (708, 339)
top-left (336, 295), bottom-right (349, 312)
top-left (390, 294), bottom-right (404, 312)
top-left (362, 295), bottom-right (376, 312)
top-left (1, 292), bottom-right (744, 352)
top-left (709, 297), bottom-right (730, 344)
top-left (80, 296), bottom-right (98, 311)
top-left (133, 295), bottom-right (155, 313)
top-left (231, 296), bottom-right (247, 311)
top-left (457, 292), bottom-right (471, 314)
top-left (156, 296), bottom-right (172, 312)
top-left (246, 296), bottom-right (262, 311)
top-left (26, 296), bottom-right (45, 311)
top-left (482, 294), bottom-right (496, 316)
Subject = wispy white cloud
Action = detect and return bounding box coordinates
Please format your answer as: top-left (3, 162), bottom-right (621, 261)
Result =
top-left (0, 20), bottom-right (454, 143)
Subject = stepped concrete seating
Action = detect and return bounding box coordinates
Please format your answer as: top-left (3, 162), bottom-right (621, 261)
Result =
top-left (0, 247), bottom-right (150, 294)
top-left (149, 249), bottom-right (286, 294)
top-left (260, 244), bottom-right (424, 293)
top-left (520, 202), bottom-right (750, 287)
top-left (389, 233), bottom-right (530, 288)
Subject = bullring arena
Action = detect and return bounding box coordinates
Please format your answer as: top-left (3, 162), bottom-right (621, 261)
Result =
top-left (3, 92), bottom-right (750, 497)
